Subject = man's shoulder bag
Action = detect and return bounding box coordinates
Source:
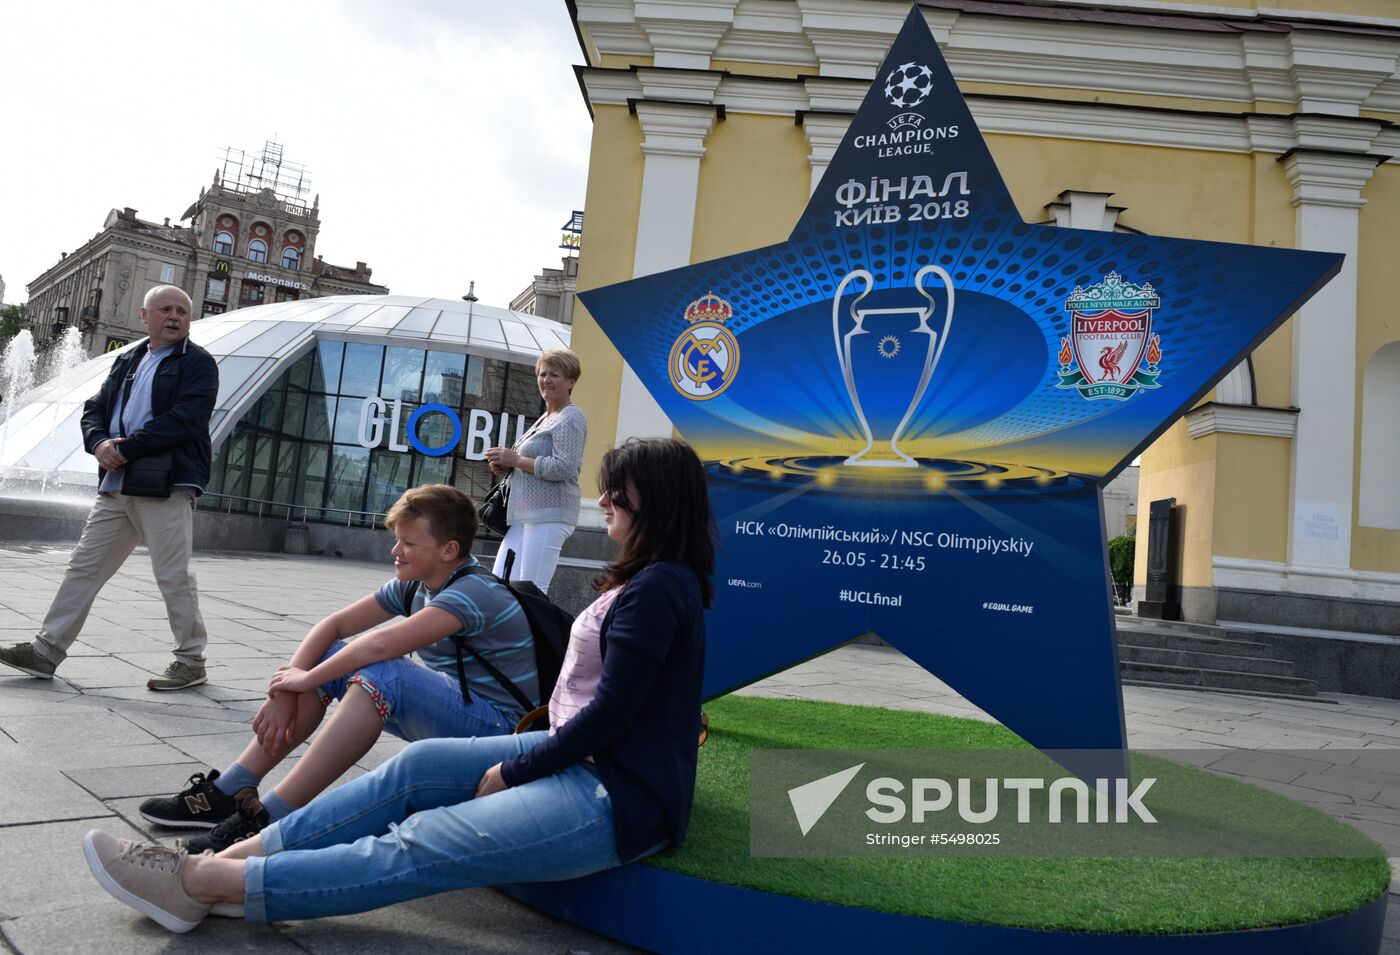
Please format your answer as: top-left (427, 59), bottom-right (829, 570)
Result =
top-left (121, 452), bottom-right (175, 498)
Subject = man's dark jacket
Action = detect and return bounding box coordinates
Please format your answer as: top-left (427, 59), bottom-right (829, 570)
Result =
top-left (79, 337), bottom-right (219, 493)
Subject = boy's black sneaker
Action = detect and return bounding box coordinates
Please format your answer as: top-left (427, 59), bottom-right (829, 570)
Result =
top-left (139, 771), bottom-right (237, 830)
top-left (182, 788), bottom-right (269, 854)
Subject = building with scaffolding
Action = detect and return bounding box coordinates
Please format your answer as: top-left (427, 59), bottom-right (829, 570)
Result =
top-left (25, 141), bottom-right (386, 354)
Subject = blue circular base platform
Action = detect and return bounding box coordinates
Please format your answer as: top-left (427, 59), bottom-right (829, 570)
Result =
top-left (504, 864), bottom-right (1387, 954)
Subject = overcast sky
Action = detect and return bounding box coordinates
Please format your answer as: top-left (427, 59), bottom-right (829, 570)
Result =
top-left (0, 0), bottom-right (592, 308)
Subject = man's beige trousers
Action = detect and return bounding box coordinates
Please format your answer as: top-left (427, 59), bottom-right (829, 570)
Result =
top-left (33, 490), bottom-right (208, 666)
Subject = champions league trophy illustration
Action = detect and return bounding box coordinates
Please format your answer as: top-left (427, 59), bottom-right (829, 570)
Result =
top-left (833, 263), bottom-right (954, 467)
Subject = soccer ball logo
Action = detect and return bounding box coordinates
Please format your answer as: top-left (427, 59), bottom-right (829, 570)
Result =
top-left (883, 62), bottom-right (934, 109)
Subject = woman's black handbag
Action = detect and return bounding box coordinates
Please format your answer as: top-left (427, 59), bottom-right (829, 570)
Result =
top-left (479, 477), bottom-right (510, 535)
top-left (121, 452), bottom-right (175, 498)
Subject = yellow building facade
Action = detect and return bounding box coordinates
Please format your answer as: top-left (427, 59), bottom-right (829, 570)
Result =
top-left (565, 0), bottom-right (1400, 636)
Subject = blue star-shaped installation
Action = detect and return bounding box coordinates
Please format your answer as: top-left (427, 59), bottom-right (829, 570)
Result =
top-left (579, 6), bottom-right (1340, 759)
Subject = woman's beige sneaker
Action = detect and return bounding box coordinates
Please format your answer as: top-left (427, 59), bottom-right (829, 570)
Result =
top-left (82, 830), bottom-right (211, 934)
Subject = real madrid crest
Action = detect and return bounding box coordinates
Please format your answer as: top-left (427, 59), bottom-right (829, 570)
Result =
top-left (669, 291), bottom-right (741, 401)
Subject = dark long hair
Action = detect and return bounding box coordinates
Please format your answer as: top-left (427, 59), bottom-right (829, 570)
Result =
top-left (596, 438), bottom-right (716, 607)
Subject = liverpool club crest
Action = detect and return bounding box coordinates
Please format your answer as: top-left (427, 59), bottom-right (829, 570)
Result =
top-left (669, 291), bottom-right (741, 401)
top-left (1057, 272), bottom-right (1164, 401)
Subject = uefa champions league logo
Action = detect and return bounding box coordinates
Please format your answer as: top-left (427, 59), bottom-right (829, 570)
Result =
top-left (883, 62), bottom-right (934, 109)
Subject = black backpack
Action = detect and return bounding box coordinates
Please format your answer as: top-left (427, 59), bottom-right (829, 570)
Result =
top-left (404, 551), bottom-right (573, 722)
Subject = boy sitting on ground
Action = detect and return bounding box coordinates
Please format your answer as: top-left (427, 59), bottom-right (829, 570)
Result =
top-left (138, 484), bottom-right (537, 852)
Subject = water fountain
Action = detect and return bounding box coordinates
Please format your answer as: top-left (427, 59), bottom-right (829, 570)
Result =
top-left (38, 327), bottom-right (89, 492)
top-left (0, 327), bottom-right (94, 498)
top-left (0, 330), bottom-right (38, 463)
top-left (0, 326), bottom-right (97, 536)
top-left (43, 326), bottom-right (86, 385)
top-left (0, 329), bottom-right (37, 416)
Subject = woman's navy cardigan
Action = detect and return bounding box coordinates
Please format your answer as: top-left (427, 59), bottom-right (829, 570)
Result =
top-left (499, 560), bottom-right (706, 863)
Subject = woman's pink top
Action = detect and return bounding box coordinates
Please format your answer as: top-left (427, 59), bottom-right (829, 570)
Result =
top-left (549, 587), bottom-right (622, 735)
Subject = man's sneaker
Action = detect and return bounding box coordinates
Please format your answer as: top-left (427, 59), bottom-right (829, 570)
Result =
top-left (82, 829), bottom-right (210, 934)
top-left (0, 642), bottom-right (56, 679)
top-left (139, 771), bottom-right (237, 830)
top-left (183, 787), bottom-right (269, 854)
top-left (147, 661), bottom-right (207, 691)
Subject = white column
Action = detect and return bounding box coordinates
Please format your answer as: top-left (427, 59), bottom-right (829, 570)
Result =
top-left (1044, 190), bottom-right (1126, 232)
top-left (796, 0), bottom-right (904, 79)
top-left (614, 101), bottom-right (719, 445)
top-left (800, 112), bottom-right (851, 196)
top-left (1282, 150), bottom-right (1376, 569)
top-left (633, 0), bottom-right (733, 70)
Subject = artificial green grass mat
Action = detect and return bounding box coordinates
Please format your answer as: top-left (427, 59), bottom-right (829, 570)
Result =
top-left (643, 694), bottom-right (1390, 934)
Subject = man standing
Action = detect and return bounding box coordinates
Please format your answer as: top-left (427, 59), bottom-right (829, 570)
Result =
top-left (0, 285), bottom-right (219, 690)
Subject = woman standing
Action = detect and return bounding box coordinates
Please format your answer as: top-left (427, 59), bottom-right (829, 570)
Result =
top-left (83, 438), bottom-right (715, 933)
top-left (484, 348), bottom-right (587, 593)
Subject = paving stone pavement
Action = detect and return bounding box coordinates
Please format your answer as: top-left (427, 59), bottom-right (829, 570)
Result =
top-left (0, 544), bottom-right (1396, 953)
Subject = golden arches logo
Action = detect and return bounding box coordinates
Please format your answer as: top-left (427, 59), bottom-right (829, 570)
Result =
top-left (669, 321), bottom-right (740, 401)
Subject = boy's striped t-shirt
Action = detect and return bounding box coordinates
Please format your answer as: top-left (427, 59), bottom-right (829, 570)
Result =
top-left (375, 558), bottom-right (538, 716)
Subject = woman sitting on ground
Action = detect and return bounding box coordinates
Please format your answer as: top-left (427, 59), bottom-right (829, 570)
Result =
top-left (83, 437), bottom-right (715, 933)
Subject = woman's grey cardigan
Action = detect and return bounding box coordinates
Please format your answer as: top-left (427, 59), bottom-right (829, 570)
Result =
top-left (505, 403), bottom-right (587, 526)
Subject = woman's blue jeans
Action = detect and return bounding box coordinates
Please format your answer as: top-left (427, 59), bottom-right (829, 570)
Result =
top-left (243, 733), bottom-right (621, 922)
